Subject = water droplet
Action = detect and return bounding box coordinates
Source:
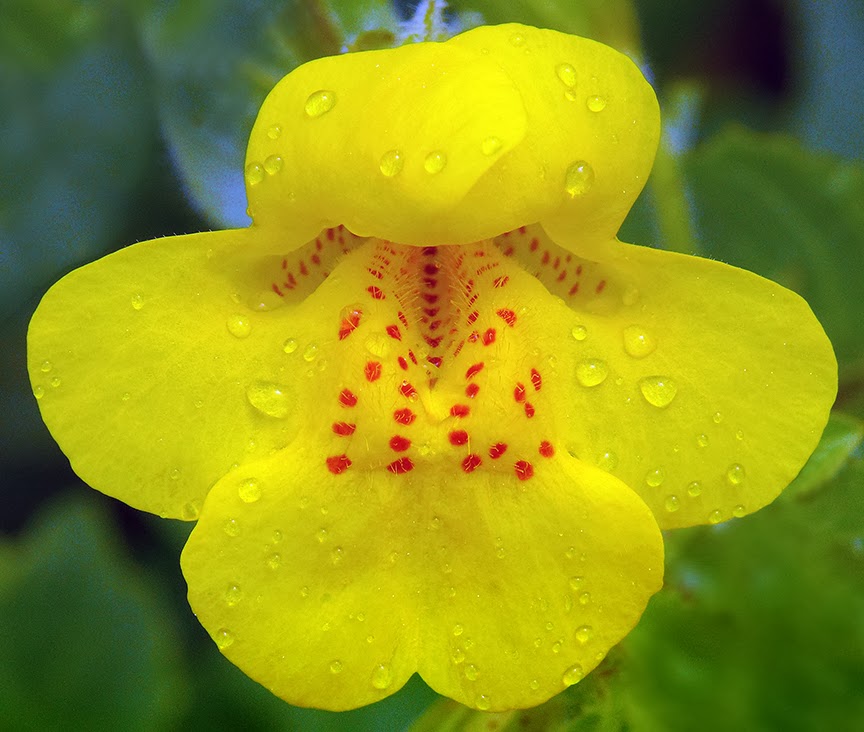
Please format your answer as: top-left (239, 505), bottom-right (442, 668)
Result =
top-left (708, 509), bottom-right (724, 525)
top-left (562, 663), bottom-right (584, 686)
top-left (50, 376), bottom-right (61, 388)
top-left (266, 124), bottom-right (282, 140)
top-left (224, 583), bottom-right (243, 606)
top-left (180, 501), bottom-right (200, 520)
top-left (428, 516), bottom-right (441, 531)
top-left (578, 592), bottom-right (591, 605)
top-left (571, 324), bottom-right (588, 341)
top-left (726, 463), bottom-right (745, 485)
top-left (245, 162), bottom-right (265, 186)
top-left (267, 553), bottom-right (282, 570)
top-left (555, 62), bottom-right (577, 88)
top-left (264, 155), bottom-right (283, 175)
top-left (530, 679), bottom-right (540, 690)
top-left (246, 381), bottom-right (291, 418)
top-left (569, 576), bottom-right (584, 590)
top-left (226, 314), bottom-right (251, 338)
top-left (664, 495), bottom-right (680, 512)
top-left (39, 360), bottom-right (52, 373)
top-left (696, 433), bottom-right (709, 448)
top-left (476, 694), bottom-right (491, 711)
top-left (551, 640), bottom-right (562, 654)
top-left (453, 623), bottom-right (464, 636)
top-left (464, 664), bottom-right (479, 681)
top-left (586, 95), bottom-right (607, 112)
top-left (735, 429), bottom-right (745, 441)
top-left (596, 451), bottom-right (618, 471)
top-left (481, 136), bottom-right (503, 156)
top-left (733, 504), bottom-right (747, 518)
top-left (509, 33), bottom-right (525, 46)
top-left (564, 161), bottom-right (595, 197)
top-left (545, 621), bottom-right (555, 631)
top-left (371, 663), bottom-right (393, 689)
top-left (272, 529), bottom-right (283, 543)
top-left (576, 358), bottom-right (608, 387)
top-left (379, 149), bottom-right (403, 177)
top-left (424, 150), bottom-right (447, 174)
top-left (687, 480), bottom-right (703, 497)
top-left (622, 325), bottom-right (656, 358)
top-left (238, 478), bottom-right (261, 503)
top-left (645, 467), bottom-right (665, 487)
top-left (316, 528), bottom-right (329, 543)
top-left (280, 338), bottom-right (298, 355)
top-left (33, 386), bottom-right (44, 400)
top-left (302, 343), bottom-right (319, 362)
top-left (329, 660), bottom-right (343, 674)
top-left (465, 637), bottom-right (475, 649)
top-left (712, 411), bottom-right (723, 424)
top-left (451, 647), bottom-right (465, 664)
top-left (575, 625), bottom-right (592, 643)
top-left (215, 628), bottom-right (234, 649)
top-left (305, 90), bottom-right (336, 117)
top-left (639, 376), bottom-right (678, 408)
top-left (300, 586), bottom-right (310, 598)
top-left (364, 332), bottom-right (391, 358)
top-left (330, 546), bottom-right (344, 565)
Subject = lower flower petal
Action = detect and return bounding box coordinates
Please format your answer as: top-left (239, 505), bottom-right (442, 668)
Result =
top-left (180, 441), bottom-right (663, 711)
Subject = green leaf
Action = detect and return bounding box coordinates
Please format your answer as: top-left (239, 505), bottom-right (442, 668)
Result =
top-left (0, 495), bottom-right (187, 732)
top-left (684, 128), bottom-right (864, 378)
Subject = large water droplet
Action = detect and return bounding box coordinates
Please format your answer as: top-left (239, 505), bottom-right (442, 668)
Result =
top-left (645, 468), bottom-right (665, 487)
top-left (302, 343), bottom-right (319, 362)
top-left (578, 592), bottom-right (591, 605)
top-left (733, 504), bottom-right (746, 518)
top-left (664, 495), bottom-right (680, 512)
top-left (33, 385), bottom-right (45, 400)
top-left (379, 149), bottom-right (404, 177)
top-left (565, 161), bottom-right (595, 197)
top-left (371, 663), bottom-right (393, 689)
top-left (726, 463), bottom-right (745, 485)
top-left (282, 338), bottom-right (298, 354)
top-left (571, 324), bottom-right (588, 341)
top-left (246, 381), bottom-right (291, 418)
top-left (266, 124), bottom-right (282, 140)
top-left (575, 625), bottom-right (592, 643)
top-left (238, 478), bottom-right (261, 503)
top-left (305, 90), bottom-right (336, 117)
top-left (476, 694), bottom-right (491, 711)
top-left (481, 136), bottom-right (503, 156)
top-left (424, 150), bottom-right (447, 174)
top-left (245, 162), bottom-right (264, 186)
top-left (687, 481), bottom-right (703, 497)
top-left (586, 95), bottom-right (607, 112)
top-left (639, 376), bottom-right (678, 408)
top-left (464, 664), bottom-right (479, 681)
top-left (226, 315), bottom-right (252, 338)
top-left (215, 628), bottom-right (234, 649)
top-left (623, 325), bottom-right (656, 358)
top-left (451, 647), bottom-right (466, 664)
top-left (555, 63), bottom-right (577, 88)
top-left (708, 509), bottom-right (724, 524)
top-left (576, 359), bottom-right (608, 387)
top-left (224, 583), bottom-right (243, 606)
top-left (562, 663), bottom-right (584, 686)
top-left (264, 155), bottom-right (283, 175)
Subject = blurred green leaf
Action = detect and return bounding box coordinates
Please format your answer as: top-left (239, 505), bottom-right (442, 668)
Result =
top-left (683, 127), bottom-right (864, 378)
top-left (0, 495), bottom-right (186, 731)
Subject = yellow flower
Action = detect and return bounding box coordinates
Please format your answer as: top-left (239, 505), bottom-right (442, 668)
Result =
top-left (27, 23), bottom-right (836, 712)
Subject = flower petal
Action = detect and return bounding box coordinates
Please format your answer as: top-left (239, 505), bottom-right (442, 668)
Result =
top-left (246, 23), bottom-right (658, 249)
top-left (181, 441), bottom-right (663, 711)
top-left (27, 226), bottom-right (364, 519)
top-left (496, 226), bottom-right (837, 529)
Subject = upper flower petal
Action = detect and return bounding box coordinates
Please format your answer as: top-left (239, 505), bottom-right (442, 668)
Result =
top-left (246, 23), bottom-right (658, 250)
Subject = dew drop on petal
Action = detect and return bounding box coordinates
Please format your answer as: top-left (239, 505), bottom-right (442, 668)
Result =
top-left (50, 376), bottom-right (61, 388)
top-left (424, 150), bottom-right (447, 174)
top-left (576, 359), bottom-right (608, 387)
top-left (282, 338), bottom-right (298, 354)
top-left (645, 467), bottom-right (665, 487)
top-left (304, 90), bottom-right (336, 117)
top-left (726, 463), bottom-right (745, 485)
top-left (180, 501), bottom-right (200, 521)
top-left (571, 324), bottom-right (588, 341)
top-left (453, 623), bottom-right (464, 636)
top-left (569, 575), bottom-right (584, 590)
top-left (130, 293), bottom-right (144, 310)
top-left (664, 495), bottom-right (680, 512)
top-left (530, 679), bottom-right (540, 690)
top-left (224, 583), bottom-right (243, 606)
top-left (708, 509), bottom-right (724, 524)
top-left (329, 660), bottom-right (343, 674)
top-left (266, 124), bottom-right (282, 140)
top-left (264, 155), bottom-right (283, 175)
top-left (481, 136), bottom-right (503, 156)
top-left (246, 381), bottom-right (291, 418)
top-left (575, 625), bottom-right (592, 643)
top-left (578, 592), bottom-right (591, 605)
top-left (215, 628), bottom-right (234, 649)
top-left (371, 663), bottom-right (393, 690)
top-left (562, 663), bottom-right (584, 686)
top-left (223, 518), bottom-right (240, 537)
top-left (687, 481), bottom-right (703, 497)
top-left (476, 694), bottom-right (491, 711)
top-left (596, 451), bottom-right (618, 471)
top-left (509, 33), bottom-right (525, 46)
top-left (451, 647), bottom-right (465, 664)
top-left (733, 504), bottom-right (747, 518)
top-left (639, 376), bottom-right (678, 408)
top-left (238, 478), bottom-right (261, 503)
top-left (379, 149), bottom-right (404, 177)
top-left (464, 664), bottom-right (479, 681)
top-left (564, 161), bottom-right (595, 197)
top-left (736, 429), bottom-right (745, 441)
top-left (622, 325), bottom-right (656, 358)
top-left (33, 386), bottom-right (45, 400)
top-left (302, 343), bottom-right (319, 362)
top-left (267, 553), bottom-right (282, 569)
top-left (555, 62), bottom-right (577, 88)
top-left (586, 95), bottom-right (607, 112)
top-left (245, 162), bottom-right (264, 186)
top-left (226, 315), bottom-right (252, 338)
top-left (713, 411), bottom-right (723, 424)
top-left (697, 433), bottom-right (709, 448)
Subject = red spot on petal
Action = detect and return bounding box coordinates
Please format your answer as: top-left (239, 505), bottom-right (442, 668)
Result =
top-left (514, 383), bottom-right (527, 402)
top-left (542, 250), bottom-right (550, 265)
top-left (327, 228), bottom-right (336, 241)
top-left (339, 389), bottom-right (358, 407)
top-left (496, 308), bottom-right (517, 327)
top-left (386, 324), bottom-right (402, 340)
top-left (393, 408), bottom-right (416, 425)
top-left (327, 454), bottom-right (352, 474)
top-left (465, 383), bottom-right (480, 398)
top-left (462, 454), bottom-right (482, 473)
top-left (311, 254), bottom-right (321, 266)
top-left (397, 356), bottom-right (408, 370)
top-left (398, 310), bottom-right (409, 327)
top-left (467, 311), bottom-right (479, 325)
top-left (466, 362), bottom-right (484, 380)
top-left (365, 361), bottom-right (382, 382)
top-left (489, 443), bottom-right (508, 459)
top-left (367, 286), bottom-right (385, 300)
top-left (271, 283), bottom-right (284, 297)
top-left (493, 275), bottom-right (509, 288)
top-left (427, 356), bottom-right (443, 369)
top-left (400, 382), bottom-right (417, 399)
top-left (531, 368), bottom-right (542, 391)
top-left (332, 422), bottom-right (356, 436)
top-left (449, 430), bottom-right (469, 446)
top-left (529, 237), bottom-right (539, 252)
top-left (515, 460), bottom-right (534, 480)
top-left (524, 402), bottom-right (535, 418)
top-left (450, 404), bottom-right (470, 418)
top-left (339, 311), bottom-right (362, 340)
top-left (539, 440), bottom-right (555, 457)
top-left (482, 328), bottom-right (496, 345)
top-left (387, 457), bottom-right (414, 474)
top-left (596, 280), bottom-right (607, 294)
top-left (408, 350), bottom-right (418, 365)
top-left (568, 282), bottom-right (580, 296)
top-left (299, 261), bottom-right (309, 276)
top-left (390, 435), bottom-right (411, 452)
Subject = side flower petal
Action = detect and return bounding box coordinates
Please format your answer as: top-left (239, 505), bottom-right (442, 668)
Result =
top-left (497, 226), bottom-right (837, 529)
top-left (181, 443), bottom-right (663, 711)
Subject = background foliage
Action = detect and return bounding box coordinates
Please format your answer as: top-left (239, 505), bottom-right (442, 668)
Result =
top-left (1, 1), bottom-right (863, 730)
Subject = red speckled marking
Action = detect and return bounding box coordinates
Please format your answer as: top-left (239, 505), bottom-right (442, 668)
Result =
top-left (389, 435), bottom-right (411, 452)
top-left (596, 280), bottom-right (606, 294)
top-left (364, 361), bottom-right (382, 382)
top-left (462, 454), bottom-right (482, 473)
top-left (493, 275), bottom-right (509, 288)
top-left (482, 328), bottom-right (496, 346)
top-left (338, 309), bottom-right (361, 340)
top-left (449, 430), bottom-right (469, 446)
top-left (531, 368), bottom-right (542, 391)
top-left (514, 460), bottom-right (534, 480)
top-left (339, 389), bottom-right (358, 407)
top-left (332, 422), bottom-right (356, 436)
top-left (496, 308), bottom-right (517, 326)
top-left (489, 443), bottom-right (508, 459)
top-left (466, 362), bottom-right (484, 379)
top-left (524, 403), bottom-right (535, 418)
top-left (386, 324), bottom-right (402, 340)
top-left (367, 286), bottom-right (385, 300)
top-left (394, 408), bottom-right (416, 425)
top-left (539, 440), bottom-right (554, 457)
top-left (397, 356), bottom-right (408, 370)
top-left (327, 454), bottom-right (352, 474)
top-left (387, 457), bottom-right (414, 474)
top-left (450, 404), bottom-right (470, 418)
top-left (399, 382), bottom-right (417, 399)
top-left (465, 383), bottom-right (479, 398)
top-left (514, 383), bottom-right (526, 402)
